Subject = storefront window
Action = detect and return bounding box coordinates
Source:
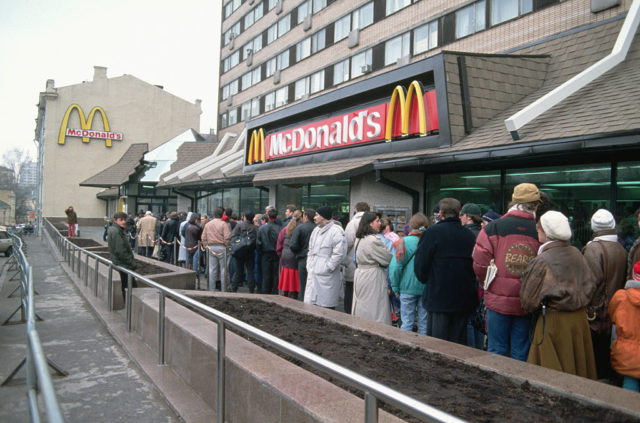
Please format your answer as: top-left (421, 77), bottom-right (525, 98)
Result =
top-left (239, 187), bottom-right (269, 214)
top-left (276, 185), bottom-right (304, 217)
top-left (617, 161), bottom-right (640, 249)
top-left (427, 170), bottom-right (502, 218)
top-left (506, 163), bottom-right (611, 249)
top-left (197, 187), bottom-right (268, 217)
top-left (276, 180), bottom-right (350, 226)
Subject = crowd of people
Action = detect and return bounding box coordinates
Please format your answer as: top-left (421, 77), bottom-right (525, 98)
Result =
top-left (102, 183), bottom-right (640, 391)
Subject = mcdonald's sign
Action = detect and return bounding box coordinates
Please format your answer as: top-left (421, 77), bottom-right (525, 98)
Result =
top-left (58, 104), bottom-right (123, 147)
top-left (246, 81), bottom-right (438, 165)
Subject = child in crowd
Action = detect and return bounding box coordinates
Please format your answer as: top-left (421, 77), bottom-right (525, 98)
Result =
top-left (609, 260), bottom-right (640, 392)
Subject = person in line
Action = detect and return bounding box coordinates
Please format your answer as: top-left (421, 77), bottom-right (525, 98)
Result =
top-left (201, 208), bottom-right (230, 291)
top-left (481, 210), bottom-right (502, 228)
top-left (137, 210), bottom-right (156, 257)
top-left (253, 213), bottom-right (263, 292)
top-left (343, 202), bottom-right (370, 314)
top-left (290, 208), bottom-right (315, 301)
top-left (520, 210), bottom-right (597, 379)
top-left (102, 216), bottom-right (111, 242)
top-left (380, 217), bottom-right (400, 245)
top-left (283, 204), bottom-right (297, 226)
top-left (609, 260), bottom-right (640, 392)
top-left (185, 213), bottom-right (201, 277)
top-left (415, 198), bottom-right (478, 345)
top-left (389, 213), bottom-right (429, 334)
top-left (107, 211), bottom-right (137, 302)
top-left (65, 206), bottom-right (78, 237)
top-left (230, 211), bottom-right (258, 293)
top-left (257, 208), bottom-right (281, 294)
top-left (177, 212), bottom-right (194, 267)
top-left (460, 203), bottom-right (483, 238)
top-left (582, 209), bottom-right (628, 380)
top-left (351, 212), bottom-right (393, 324)
top-left (126, 212), bottom-right (137, 249)
top-left (277, 210), bottom-right (302, 298)
top-left (627, 208), bottom-right (640, 279)
top-left (473, 183), bottom-right (541, 360)
top-left (304, 206), bottom-right (347, 309)
top-left (160, 211), bottom-right (180, 264)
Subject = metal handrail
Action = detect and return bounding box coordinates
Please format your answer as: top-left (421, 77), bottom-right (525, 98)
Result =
top-left (7, 231), bottom-right (65, 423)
top-left (43, 218), bottom-right (465, 423)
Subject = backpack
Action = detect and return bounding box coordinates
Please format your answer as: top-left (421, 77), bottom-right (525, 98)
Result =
top-left (230, 228), bottom-right (256, 258)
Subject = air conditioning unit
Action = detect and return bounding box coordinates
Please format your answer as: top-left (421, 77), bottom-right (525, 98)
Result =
top-left (276, 0), bottom-right (283, 14)
top-left (348, 29), bottom-right (360, 49)
top-left (246, 50), bottom-right (253, 66)
top-left (361, 64), bottom-right (372, 74)
top-left (274, 70), bottom-right (281, 84)
top-left (227, 95), bottom-right (233, 106)
top-left (303, 14), bottom-right (312, 31)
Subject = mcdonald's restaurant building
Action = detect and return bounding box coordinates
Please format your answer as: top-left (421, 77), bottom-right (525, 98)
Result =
top-left (241, 17), bottom-right (640, 248)
top-left (35, 66), bottom-right (202, 220)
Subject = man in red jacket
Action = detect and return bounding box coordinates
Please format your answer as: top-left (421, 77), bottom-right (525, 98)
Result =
top-left (473, 183), bottom-right (541, 361)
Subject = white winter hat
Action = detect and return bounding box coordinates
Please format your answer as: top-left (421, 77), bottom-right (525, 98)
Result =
top-left (540, 211), bottom-right (572, 241)
top-left (591, 209), bottom-right (615, 232)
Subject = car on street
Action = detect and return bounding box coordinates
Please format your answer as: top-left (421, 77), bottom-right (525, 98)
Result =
top-left (0, 229), bottom-right (12, 257)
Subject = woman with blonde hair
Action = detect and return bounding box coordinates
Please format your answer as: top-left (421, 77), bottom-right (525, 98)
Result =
top-left (277, 210), bottom-right (303, 298)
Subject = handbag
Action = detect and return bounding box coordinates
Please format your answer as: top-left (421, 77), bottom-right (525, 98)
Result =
top-left (152, 242), bottom-right (160, 259)
top-left (470, 297), bottom-right (487, 335)
top-left (230, 229), bottom-right (255, 257)
top-left (483, 259), bottom-right (498, 290)
top-left (586, 241), bottom-right (611, 332)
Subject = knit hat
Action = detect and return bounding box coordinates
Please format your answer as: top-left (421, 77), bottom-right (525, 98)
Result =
top-left (591, 209), bottom-right (616, 232)
top-left (633, 261), bottom-right (640, 281)
top-left (540, 210), bottom-right (572, 241)
top-left (512, 183), bottom-right (541, 204)
top-left (460, 203), bottom-right (481, 217)
top-left (316, 206), bottom-right (332, 220)
top-left (482, 210), bottom-right (502, 223)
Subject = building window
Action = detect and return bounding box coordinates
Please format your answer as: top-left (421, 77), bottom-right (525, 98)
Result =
top-left (267, 23), bottom-right (278, 44)
top-left (276, 50), bottom-right (289, 70)
top-left (334, 14), bottom-right (350, 42)
top-left (351, 49), bottom-right (372, 79)
top-left (242, 67), bottom-right (262, 90)
top-left (310, 69), bottom-right (324, 94)
top-left (251, 98), bottom-right (260, 117)
top-left (242, 72), bottom-right (252, 90)
top-left (221, 79), bottom-right (239, 100)
top-left (386, 0), bottom-right (411, 16)
top-left (298, 0), bottom-right (312, 24)
top-left (266, 57), bottom-right (276, 77)
top-left (275, 86), bottom-right (289, 108)
top-left (223, 21), bottom-right (241, 46)
top-left (333, 58), bottom-right (350, 85)
top-left (384, 32), bottom-right (410, 66)
top-left (265, 92), bottom-right (275, 111)
top-left (243, 35), bottom-right (263, 61)
top-left (224, 0), bottom-right (241, 20)
top-left (296, 37), bottom-right (312, 62)
top-left (353, 2), bottom-right (374, 30)
top-left (278, 14), bottom-right (291, 37)
top-left (228, 108), bottom-right (238, 126)
top-left (617, 161), bottom-right (640, 249)
top-left (222, 50), bottom-right (240, 73)
top-left (313, 0), bottom-right (327, 13)
top-left (413, 20), bottom-right (438, 55)
top-left (220, 112), bottom-right (228, 129)
top-left (244, 3), bottom-right (264, 29)
top-left (295, 77), bottom-right (309, 100)
top-left (491, 0), bottom-right (532, 25)
top-left (267, 0), bottom-right (278, 11)
top-left (311, 29), bottom-right (326, 53)
top-left (241, 101), bottom-right (252, 121)
top-left (456, 1), bottom-right (486, 39)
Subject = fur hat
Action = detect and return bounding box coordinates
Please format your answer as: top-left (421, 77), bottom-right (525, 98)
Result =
top-left (512, 183), bottom-right (540, 204)
top-left (591, 209), bottom-right (616, 232)
top-left (316, 206), bottom-right (332, 220)
top-left (540, 210), bottom-right (572, 241)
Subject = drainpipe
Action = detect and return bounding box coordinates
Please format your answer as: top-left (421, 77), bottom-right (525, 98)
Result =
top-left (505, 0), bottom-right (640, 140)
top-left (375, 170), bottom-right (419, 214)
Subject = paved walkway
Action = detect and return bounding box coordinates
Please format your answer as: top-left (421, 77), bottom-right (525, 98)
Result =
top-left (0, 234), bottom-right (180, 423)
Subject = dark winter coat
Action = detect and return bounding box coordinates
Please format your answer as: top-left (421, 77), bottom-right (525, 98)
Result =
top-left (290, 221), bottom-right (315, 259)
top-left (414, 217), bottom-right (478, 313)
top-left (107, 224), bottom-right (136, 270)
top-left (161, 217), bottom-right (180, 243)
top-left (257, 220), bottom-right (281, 254)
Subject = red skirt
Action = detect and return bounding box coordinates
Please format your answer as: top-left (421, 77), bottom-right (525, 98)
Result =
top-left (278, 267), bottom-right (299, 292)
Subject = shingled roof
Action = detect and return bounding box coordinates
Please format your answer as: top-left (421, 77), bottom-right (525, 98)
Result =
top-left (79, 143), bottom-right (148, 187)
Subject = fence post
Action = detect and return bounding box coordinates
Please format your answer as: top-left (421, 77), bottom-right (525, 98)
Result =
top-left (217, 319), bottom-right (226, 423)
top-left (126, 273), bottom-right (132, 332)
top-left (93, 259), bottom-right (99, 297)
top-left (107, 264), bottom-right (113, 312)
top-left (76, 249), bottom-right (81, 277)
top-left (365, 391), bottom-right (378, 423)
top-left (158, 292), bottom-right (165, 365)
top-left (84, 253), bottom-right (89, 286)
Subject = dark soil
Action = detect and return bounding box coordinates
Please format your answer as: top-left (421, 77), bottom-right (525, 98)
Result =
top-left (195, 297), bottom-right (638, 423)
top-left (68, 238), bottom-right (102, 248)
top-left (93, 252), bottom-right (171, 275)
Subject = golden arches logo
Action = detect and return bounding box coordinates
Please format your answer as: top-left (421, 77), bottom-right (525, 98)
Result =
top-left (247, 128), bottom-right (265, 164)
top-left (58, 104), bottom-right (122, 147)
top-left (385, 80), bottom-right (438, 141)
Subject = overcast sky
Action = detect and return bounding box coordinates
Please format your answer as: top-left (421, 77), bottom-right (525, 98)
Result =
top-left (0, 0), bottom-right (221, 162)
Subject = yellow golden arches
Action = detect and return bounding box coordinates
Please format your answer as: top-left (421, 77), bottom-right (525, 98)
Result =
top-left (247, 128), bottom-right (265, 164)
top-left (385, 81), bottom-right (427, 141)
top-left (58, 104), bottom-right (114, 147)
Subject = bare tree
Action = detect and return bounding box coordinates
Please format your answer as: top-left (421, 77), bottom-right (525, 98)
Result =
top-left (1, 148), bottom-right (34, 223)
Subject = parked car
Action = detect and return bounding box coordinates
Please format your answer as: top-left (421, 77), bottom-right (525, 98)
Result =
top-left (0, 229), bottom-right (12, 257)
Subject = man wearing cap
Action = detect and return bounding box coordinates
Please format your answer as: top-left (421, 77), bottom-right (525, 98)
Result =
top-left (304, 206), bottom-right (347, 309)
top-left (460, 203), bottom-right (483, 239)
top-left (582, 209), bottom-right (628, 380)
top-left (473, 183), bottom-right (542, 361)
top-left (481, 210), bottom-right (502, 228)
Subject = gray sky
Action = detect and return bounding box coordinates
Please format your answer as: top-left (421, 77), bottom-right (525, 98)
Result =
top-left (0, 0), bottom-right (221, 161)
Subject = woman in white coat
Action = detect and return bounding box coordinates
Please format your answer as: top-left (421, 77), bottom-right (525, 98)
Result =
top-left (352, 212), bottom-right (393, 324)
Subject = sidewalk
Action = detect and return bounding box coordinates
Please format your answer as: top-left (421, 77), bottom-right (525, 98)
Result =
top-left (0, 235), bottom-right (180, 423)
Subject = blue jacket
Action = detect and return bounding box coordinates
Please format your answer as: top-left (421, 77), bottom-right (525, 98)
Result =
top-left (414, 217), bottom-right (478, 313)
top-left (389, 235), bottom-right (424, 296)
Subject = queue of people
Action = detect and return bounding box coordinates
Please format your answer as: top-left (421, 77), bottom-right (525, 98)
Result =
top-left (105, 188), bottom-right (640, 391)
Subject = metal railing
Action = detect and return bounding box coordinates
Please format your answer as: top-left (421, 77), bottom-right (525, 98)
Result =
top-left (44, 218), bottom-right (465, 423)
top-left (2, 231), bottom-right (66, 423)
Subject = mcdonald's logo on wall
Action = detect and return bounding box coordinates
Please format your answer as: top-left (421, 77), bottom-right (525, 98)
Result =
top-left (58, 104), bottom-right (123, 147)
top-left (246, 80), bottom-right (438, 165)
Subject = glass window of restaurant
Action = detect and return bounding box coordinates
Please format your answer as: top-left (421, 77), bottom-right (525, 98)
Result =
top-left (616, 161), bottom-right (640, 249)
top-left (277, 180), bottom-right (350, 226)
top-left (427, 170), bottom-right (502, 217)
top-left (196, 187), bottom-right (268, 217)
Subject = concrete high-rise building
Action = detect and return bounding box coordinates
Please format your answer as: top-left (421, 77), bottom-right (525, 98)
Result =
top-left (19, 161), bottom-right (38, 186)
